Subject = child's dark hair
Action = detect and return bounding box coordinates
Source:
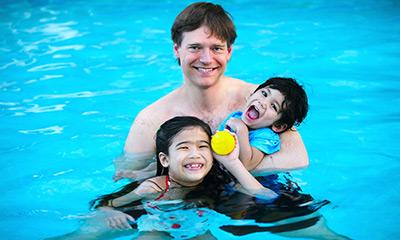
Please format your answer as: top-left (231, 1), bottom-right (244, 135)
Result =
top-left (89, 116), bottom-right (213, 209)
top-left (254, 77), bottom-right (308, 130)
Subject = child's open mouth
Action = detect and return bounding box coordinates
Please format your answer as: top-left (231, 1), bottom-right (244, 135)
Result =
top-left (245, 105), bottom-right (260, 120)
top-left (184, 163), bottom-right (204, 170)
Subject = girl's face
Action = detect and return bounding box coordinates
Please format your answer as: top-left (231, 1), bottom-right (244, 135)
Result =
top-left (159, 126), bottom-right (213, 186)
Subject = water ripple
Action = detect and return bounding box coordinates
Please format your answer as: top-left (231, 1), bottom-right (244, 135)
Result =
top-left (328, 80), bottom-right (366, 89)
top-left (44, 44), bottom-right (85, 55)
top-left (25, 74), bottom-right (64, 84)
top-left (0, 58), bottom-right (37, 70)
top-left (19, 125), bottom-right (64, 135)
top-left (26, 21), bottom-right (83, 42)
top-left (24, 103), bottom-right (66, 113)
top-left (24, 89), bottom-right (126, 102)
top-left (27, 62), bottom-right (76, 72)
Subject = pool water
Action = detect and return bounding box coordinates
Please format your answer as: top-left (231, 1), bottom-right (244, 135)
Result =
top-left (1, 1), bottom-right (399, 239)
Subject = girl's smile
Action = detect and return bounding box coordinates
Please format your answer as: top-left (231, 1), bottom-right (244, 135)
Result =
top-left (159, 126), bottom-right (213, 187)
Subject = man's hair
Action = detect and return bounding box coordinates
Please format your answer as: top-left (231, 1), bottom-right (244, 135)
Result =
top-left (171, 2), bottom-right (237, 47)
top-left (254, 77), bottom-right (308, 131)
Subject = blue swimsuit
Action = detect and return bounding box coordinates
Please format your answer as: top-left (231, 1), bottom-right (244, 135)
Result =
top-left (218, 111), bottom-right (280, 154)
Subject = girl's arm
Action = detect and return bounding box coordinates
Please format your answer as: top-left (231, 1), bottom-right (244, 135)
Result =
top-left (98, 178), bottom-right (163, 229)
top-left (213, 134), bottom-right (278, 199)
top-left (226, 118), bottom-right (265, 171)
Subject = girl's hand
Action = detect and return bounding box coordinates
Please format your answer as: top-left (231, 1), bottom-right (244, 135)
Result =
top-left (100, 207), bottom-right (135, 229)
top-left (213, 133), bottom-right (241, 167)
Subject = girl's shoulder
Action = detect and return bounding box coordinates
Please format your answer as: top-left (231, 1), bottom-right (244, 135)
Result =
top-left (136, 176), bottom-right (167, 196)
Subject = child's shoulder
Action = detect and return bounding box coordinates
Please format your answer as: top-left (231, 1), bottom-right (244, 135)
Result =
top-left (136, 176), bottom-right (167, 195)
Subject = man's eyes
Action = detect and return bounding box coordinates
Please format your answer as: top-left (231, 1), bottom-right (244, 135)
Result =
top-left (188, 46), bottom-right (201, 51)
top-left (212, 47), bottom-right (224, 52)
top-left (187, 46), bottom-right (225, 52)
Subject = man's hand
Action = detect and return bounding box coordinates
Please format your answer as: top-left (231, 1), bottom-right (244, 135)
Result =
top-left (113, 152), bottom-right (156, 181)
top-left (113, 162), bottom-right (156, 182)
top-left (99, 207), bottom-right (135, 229)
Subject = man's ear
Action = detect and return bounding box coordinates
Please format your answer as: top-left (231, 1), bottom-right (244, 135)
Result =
top-left (158, 152), bottom-right (170, 168)
top-left (227, 45), bottom-right (233, 61)
top-left (173, 43), bottom-right (181, 65)
top-left (272, 123), bottom-right (288, 133)
top-left (173, 43), bottom-right (180, 58)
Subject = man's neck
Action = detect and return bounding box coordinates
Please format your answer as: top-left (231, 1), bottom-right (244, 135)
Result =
top-left (181, 78), bottom-right (228, 115)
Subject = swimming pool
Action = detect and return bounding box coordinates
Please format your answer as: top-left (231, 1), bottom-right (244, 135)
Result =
top-left (1, 0), bottom-right (399, 239)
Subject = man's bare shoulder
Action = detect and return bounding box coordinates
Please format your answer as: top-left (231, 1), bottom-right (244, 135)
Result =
top-left (134, 89), bottom-right (180, 127)
top-left (225, 77), bottom-right (257, 98)
top-left (143, 89), bottom-right (180, 112)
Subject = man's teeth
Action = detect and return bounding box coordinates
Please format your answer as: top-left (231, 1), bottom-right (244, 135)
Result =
top-left (197, 67), bottom-right (214, 73)
top-left (185, 163), bottom-right (204, 169)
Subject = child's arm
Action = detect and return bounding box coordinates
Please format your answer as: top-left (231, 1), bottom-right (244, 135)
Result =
top-left (213, 135), bottom-right (278, 199)
top-left (98, 178), bottom-right (163, 229)
top-left (108, 180), bottom-right (160, 207)
top-left (226, 118), bottom-right (265, 171)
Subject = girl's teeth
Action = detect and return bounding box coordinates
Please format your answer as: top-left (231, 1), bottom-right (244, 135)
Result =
top-left (185, 163), bottom-right (203, 169)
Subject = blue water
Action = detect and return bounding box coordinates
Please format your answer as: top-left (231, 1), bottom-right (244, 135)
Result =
top-left (1, 0), bottom-right (399, 239)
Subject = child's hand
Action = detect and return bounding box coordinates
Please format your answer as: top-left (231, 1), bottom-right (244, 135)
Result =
top-left (100, 207), bottom-right (135, 229)
top-left (213, 133), bottom-right (241, 167)
top-left (226, 118), bottom-right (248, 134)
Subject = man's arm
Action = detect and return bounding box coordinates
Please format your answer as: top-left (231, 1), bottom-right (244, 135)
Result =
top-left (124, 109), bottom-right (157, 154)
top-left (113, 109), bottom-right (158, 181)
top-left (252, 128), bottom-right (308, 175)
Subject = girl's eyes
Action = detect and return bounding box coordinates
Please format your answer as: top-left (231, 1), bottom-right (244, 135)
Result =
top-left (177, 146), bottom-right (189, 150)
top-left (177, 144), bottom-right (209, 150)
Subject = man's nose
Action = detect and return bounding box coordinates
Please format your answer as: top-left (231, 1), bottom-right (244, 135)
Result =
top-left (199, 49), bottom-right (212, 63)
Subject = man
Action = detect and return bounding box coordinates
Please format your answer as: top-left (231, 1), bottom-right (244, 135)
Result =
top-left (115, 2), bottom-right (308, 181)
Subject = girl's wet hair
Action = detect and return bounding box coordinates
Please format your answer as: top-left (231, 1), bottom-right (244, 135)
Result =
top-left (156, 116), bottom-right (212, 176)
top-left (89, 116), bottom-right (213, 209)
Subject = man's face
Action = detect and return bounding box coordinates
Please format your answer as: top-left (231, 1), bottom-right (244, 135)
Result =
top-left (174, 26), bottom-right (232, 89)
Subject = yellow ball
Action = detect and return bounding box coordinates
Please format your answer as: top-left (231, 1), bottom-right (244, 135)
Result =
top-left (211, 130), bottom-right (235, 155)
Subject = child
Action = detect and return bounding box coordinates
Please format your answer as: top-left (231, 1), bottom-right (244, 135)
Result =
top-left (218, 77), bottom-right (308, 171)
top-left (47, 116), bottom-right (277, 239)
top-left (91, 116), bottom-right (219, 238)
